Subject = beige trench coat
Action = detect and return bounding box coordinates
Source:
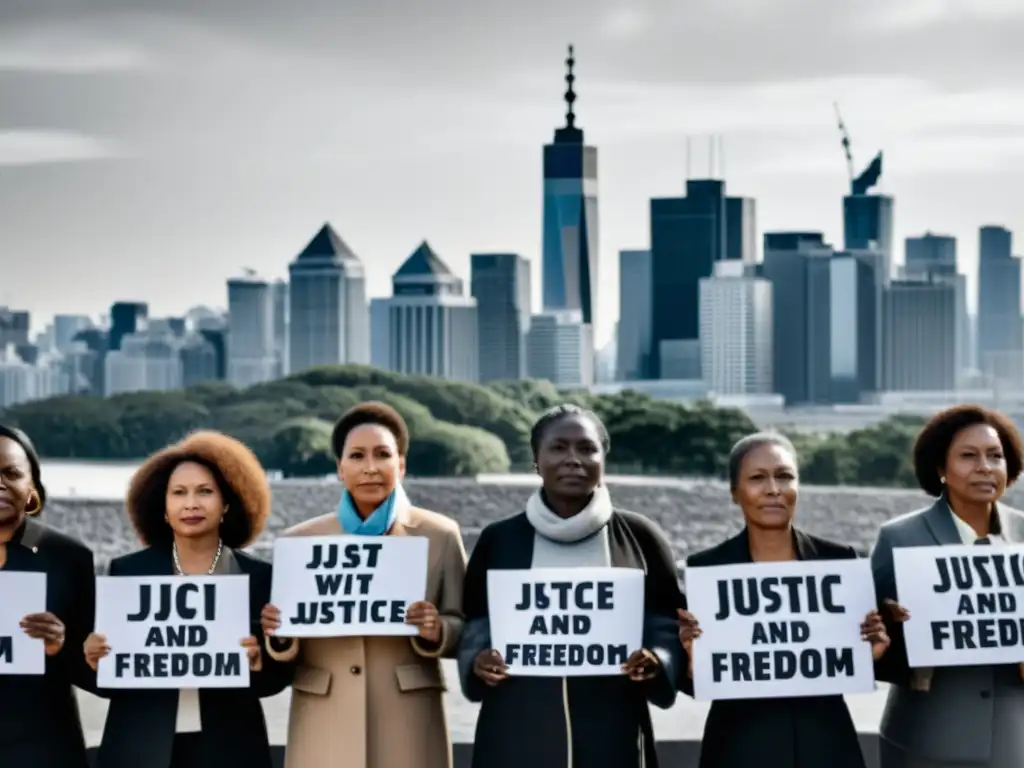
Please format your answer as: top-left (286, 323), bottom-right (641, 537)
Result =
top-left (267, 502), bottom-right (466, 768)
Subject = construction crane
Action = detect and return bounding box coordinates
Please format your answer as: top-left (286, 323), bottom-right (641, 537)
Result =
top-left (833, 102), bottom-right (855, 192)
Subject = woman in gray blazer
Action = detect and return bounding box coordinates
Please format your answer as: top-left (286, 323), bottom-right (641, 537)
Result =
top-left (871, 404), bottom-right (1024, 768)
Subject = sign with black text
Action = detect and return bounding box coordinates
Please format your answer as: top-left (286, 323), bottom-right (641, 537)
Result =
top-left (95, 575), bottom-right (250, 689)
top-left (0, 572), bottom-right (46, 676)
top-left (894, 543), bottom-right (1024, 667)
top-left (487, 567), bottom-right (644, 677)
top-left (685, 558), bottom-right (876, 700)
top-left (271, 535), bottom-right (429, 638)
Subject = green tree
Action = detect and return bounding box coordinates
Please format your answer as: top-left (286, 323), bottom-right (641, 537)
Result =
top-left (349, 387), bottom-right (436, 437)
top-left (267, 418), bottom-right (336, 477)
top-left (1, 396), bottom-right (129, 458)
top-left (109, 391), bottom-right (212, 457)
top-left (406, 422), bottom-right (510, 476)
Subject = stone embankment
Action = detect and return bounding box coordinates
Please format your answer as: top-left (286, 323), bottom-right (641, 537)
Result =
top-left (37, 477), bottom-right (999, 572)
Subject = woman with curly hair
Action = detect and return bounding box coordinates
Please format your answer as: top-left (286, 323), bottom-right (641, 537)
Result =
top-left (0, 424), bottom-right (96, 768)
top-left (871, 404), bottom-right (1024, 768)
top-left (83, 430), bottom-right (292, 768)
top-left (260, 401), bottom-right (467, 768)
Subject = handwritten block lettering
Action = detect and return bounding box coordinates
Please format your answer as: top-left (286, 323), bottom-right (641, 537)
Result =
top-left (0, 572), bottom-right (46, 676)
top-left (95, 575), bottom-right (250, 689)
top-left (488, 567), bottom-right (644, 678)
top-left (895, 544), bottom-right (1024, 667)
top-left (271, 535), bottom-right (428, 638)
top-left (686, 558), bottom-right (876, 701)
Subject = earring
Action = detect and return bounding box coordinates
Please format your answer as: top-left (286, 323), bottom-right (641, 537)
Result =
top-left (25, 493), bottom-right (40, 516)
top-left (940, 476), bottom-right (947, 484)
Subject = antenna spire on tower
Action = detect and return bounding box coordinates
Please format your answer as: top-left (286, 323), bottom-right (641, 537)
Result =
top-left (565, 44), bottom-right (577, 129)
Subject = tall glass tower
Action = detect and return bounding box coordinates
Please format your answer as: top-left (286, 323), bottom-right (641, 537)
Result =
top-left (542, 45), bottom-right (598, 326)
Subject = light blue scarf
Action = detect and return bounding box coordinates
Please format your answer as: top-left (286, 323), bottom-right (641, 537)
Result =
top-left (337, 484), bottom-right (406, 536)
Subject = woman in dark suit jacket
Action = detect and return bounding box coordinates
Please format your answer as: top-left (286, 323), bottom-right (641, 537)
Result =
top-left (459, 405), bottom-right (684, 768)
top-left (83, 431), bottom-right (291, 768)
top-left (0, 425), bottom-right (95, 768)
top-left (678, 432), bottom-right (891, 768)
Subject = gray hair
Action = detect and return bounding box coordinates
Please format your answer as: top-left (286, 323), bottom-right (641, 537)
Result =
top-left (727, 431), bottom-right (798, 491)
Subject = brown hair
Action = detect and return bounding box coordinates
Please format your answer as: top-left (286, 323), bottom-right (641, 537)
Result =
top-left (330, 401), bottom-right (410, 459)
top-left (126, 430), bottom-right (271, 548)
top-left (913, 405), bottom-right (1024, 497)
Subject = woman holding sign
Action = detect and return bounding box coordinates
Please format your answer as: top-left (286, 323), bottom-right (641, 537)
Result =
top-left (871, 405), bottom-right (1024, 768)
top-left (259, 402), bottom-right (467, 768)
top-left (677, 432), bottom-right (892, 768)
top-left (0, 425), bottom-right (96, 768)
top-left (82, 431), bottom-right (291, 768)
top-left (459, 404), bottom-right (683, 768)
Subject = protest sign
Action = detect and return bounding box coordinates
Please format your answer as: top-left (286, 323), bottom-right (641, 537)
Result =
top-left (271, 535), bottom-right (429, 638)
top-left (893, 543), bottom-right (1024, 667)
top-left (685, 558), bottom-right (876, 700)
top-left (487, 567), bottom-right (644, 677)
top-left (0, 572), bottom-right (46, 676)
top-left (95, 575), bottom-right (250, 689)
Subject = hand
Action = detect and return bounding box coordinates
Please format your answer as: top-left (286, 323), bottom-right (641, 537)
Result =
top-left (84, 633), bottom-right (110, 671)
top-left (622, 648), bottom-right (661, 681)
top-left (21, 612), bottom-right (65, 656)
top-left (677, 608), bottom-right (701, 678)
top-left (241, 636), bottom-right (262, 671)
top-left (882, 599), bottom-right (911, 623)
top-left (861, 609), bottom-right (891, 660)
top-left (406, 601), bottom-right (442, 644)
top-left (472, 649), bottom-right (508, 687)
top-left (260, 604), bottom-right (281, 637)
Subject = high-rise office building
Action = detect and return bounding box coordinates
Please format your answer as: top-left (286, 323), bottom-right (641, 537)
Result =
top-left (371, 242), bottom-right (478, 382)
top-left (616, 249), bottom-right (652, 381)
top-left (526, 310), bottom-right (593, 387)
top-left (0, 308), bottom-right (30, 348)
top-left (271, 279), bottom-right (289, 378)
top-left (882, 278), bottom-right (957, 391)
top-left (904, 233), bottom-right (968, 380)
top-left (288, 223), bottom-right (370, 374)
top-left (725, 197), bottom-right (757, 264)
top-left (761, 232), bottom-right (833, 405)
top-left (227, 274), bottom-right (277, 388)
top-left (829, 252), bottom-right (879, 402)
top-left (844, 195), bottom-right (894, 283)
top-left (471, 253), bottom-right (530, 382)
top-left (542, 45), bottom-right (598, 328)
top-left (977, 225), bottom-right (1023, 382)
top-left (108, 302), bottom-right (148, 352)
top-left (698, 260), bottom-right (772, 395)
top-left (53, 315), bottom-right (93, 353)
top-left (104, 328), bottom-right (182, 395)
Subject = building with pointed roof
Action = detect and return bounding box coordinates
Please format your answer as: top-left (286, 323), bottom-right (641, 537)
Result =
top-left (370, 241), bottom-right (478, 382)
top-left (287, 223), bottom-right (369, 373)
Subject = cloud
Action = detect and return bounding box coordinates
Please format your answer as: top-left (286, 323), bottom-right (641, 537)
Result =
top-left (0, 23), bottom-right (153, 73)
top-left (0, 130), bottom-right (122, 166)
top-left (597, 7), bottom-right (650, 40)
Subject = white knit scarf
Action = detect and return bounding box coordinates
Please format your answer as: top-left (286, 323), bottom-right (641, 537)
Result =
top-left (525, 485), bottom-right (614, 543)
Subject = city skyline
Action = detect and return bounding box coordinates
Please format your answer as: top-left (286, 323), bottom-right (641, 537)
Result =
top-left (3, 1), bottom-right (1024, 346)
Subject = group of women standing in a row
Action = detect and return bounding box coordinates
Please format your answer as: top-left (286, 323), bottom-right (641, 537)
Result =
top-left (1, 400), bottom-right (1022, 768)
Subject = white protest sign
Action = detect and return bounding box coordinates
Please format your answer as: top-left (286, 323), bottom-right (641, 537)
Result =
top-left (893, 543), bottom-right (1024, 667)
top-left (685, 558), bottom-right (877, 700)
top-left (271, 535), bottom-right (429, 638)
top-left (488, 567), bottom-right (645, 677)
top-left (0, 572), bottom-right (47, 676)
top-left (95, 575), bottom-right (250, 689)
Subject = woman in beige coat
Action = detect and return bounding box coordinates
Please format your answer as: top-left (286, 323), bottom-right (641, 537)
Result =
top-left (261, 402), bottom-right (466, 768)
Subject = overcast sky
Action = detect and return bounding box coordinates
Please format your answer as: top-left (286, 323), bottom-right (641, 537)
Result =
top-left (3, 0), bottom-right (1024, 346)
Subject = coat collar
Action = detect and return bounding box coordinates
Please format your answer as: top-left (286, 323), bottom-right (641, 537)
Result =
top-left (722, 525), bottom-right (818, 564)
top-left (13, 516), bottom-right (45, 552)
top-left (922, 494), bottom-right (1021, 545)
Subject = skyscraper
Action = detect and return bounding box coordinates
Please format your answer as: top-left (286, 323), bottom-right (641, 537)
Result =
top-left (829, 252), bottom-right (878, 403)
top-left (616, 249), bottom-right (652, 381)
top-left (287, 223), bottom-right (370, 375)
top-left (904, 233), bottom-right (968, 379)
top-left (977, 225), bottom-right (1022, 382)
top-left (227, 274), bottom-right (277, 388)
top-left (527, 310), bottom-right (593, 387)
top-left (542, 45), bottom-right (598, 327)
top-left (882, 279), bottom-right (956, 391)
top-left (108, 302), bottom-right (147, 352)
top-left (471, 253), bottom-right (530, 382)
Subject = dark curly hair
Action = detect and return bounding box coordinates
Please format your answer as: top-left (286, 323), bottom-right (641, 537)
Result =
top-left (0, 424), bottom-right (46, 514)
top-left (330, 401), bottom-right (410, 459)
top-left (530, 404), bottom-right (611, 460)
top-left (913, 405), bottom-right (1024, 497)
top-left (127, 430), bottom-right (271, 549)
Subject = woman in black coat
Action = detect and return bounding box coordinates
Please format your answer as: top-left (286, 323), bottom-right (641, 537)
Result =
top-left (0, 425), bottom-right (95, 768)
top-left (83, 430), bottom-right (291, 768)
top-left (677, 432), bottom-right (891, 768)
top-left (459, 404), bottom-right (684, 768)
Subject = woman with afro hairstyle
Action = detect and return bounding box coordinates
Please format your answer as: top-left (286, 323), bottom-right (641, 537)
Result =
top-left (83, 430), bottom-right (291, 768)
top-left (0, 424), bottom-right (96, 768)
top-left (260, 401), bottom-right (467, 768)
top-left (871, 405), bottom-right (1024, 768)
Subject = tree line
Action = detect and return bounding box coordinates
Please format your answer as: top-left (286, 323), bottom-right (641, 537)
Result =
top-left (0, 365), bottom-right (925, 486)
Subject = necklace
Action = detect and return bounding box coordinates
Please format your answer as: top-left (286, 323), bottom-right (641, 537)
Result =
top-left (173, 539), bottom-right (223, 575)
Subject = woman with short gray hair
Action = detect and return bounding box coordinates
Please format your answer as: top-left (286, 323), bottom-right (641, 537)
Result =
top-left (677, 431), bottom-right (891, 768)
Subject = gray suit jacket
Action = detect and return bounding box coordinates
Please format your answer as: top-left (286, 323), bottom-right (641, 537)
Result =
top-left (870, 497), bottom-right (1024, 763)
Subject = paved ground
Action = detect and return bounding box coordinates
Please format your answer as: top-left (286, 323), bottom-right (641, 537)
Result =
top-left (77, 660), bottom-right (890, 746)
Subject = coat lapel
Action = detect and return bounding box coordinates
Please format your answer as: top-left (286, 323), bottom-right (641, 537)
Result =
top-left (996, 503), bottom-right (1024, 544)
top-left (607, 512), bottom-right (647, 572)
top-left (922, 497), bottom-right (964, 546)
